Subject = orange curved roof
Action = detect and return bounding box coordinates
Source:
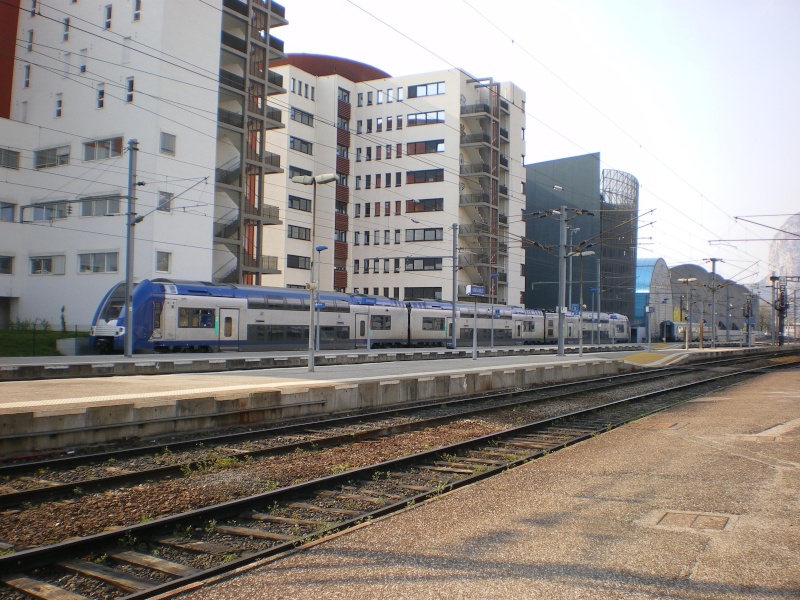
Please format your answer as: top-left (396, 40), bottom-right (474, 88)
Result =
top-left (271, 53), bottom-right (391, 82)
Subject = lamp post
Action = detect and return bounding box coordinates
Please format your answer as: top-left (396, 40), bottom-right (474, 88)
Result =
top-left (314, 245), bottom-right (328, 351)
top-left (678, 277), bottom-right (697, 350)
top-left (568, 250), bottom-right (594, 356)
top-left (770, 274), bottom-right (780, 345)
top-left (291, 173), bottom-right (336, 372)
top-left (451, 223), bottom-right (458, 350)
top-left (489, 272), bottom-right (498, 348)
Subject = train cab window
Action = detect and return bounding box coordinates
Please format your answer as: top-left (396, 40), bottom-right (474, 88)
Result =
top-left (104, 300), bottom-right (123, 320)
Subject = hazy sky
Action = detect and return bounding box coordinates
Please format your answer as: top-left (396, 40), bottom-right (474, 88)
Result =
top-left (278, 0), bottom-right (800, 285)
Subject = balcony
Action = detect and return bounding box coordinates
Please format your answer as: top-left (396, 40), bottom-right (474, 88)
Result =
top-left (334, 241), bottom-right (348, 261)
top-left (215, 163), bottom-right (241, 187)
top-left (500, 99), bottom-right (509, 112)
top-left (218, 107), bottom-right (244, 129)
top-left (461, 103), bottom-right (491, 117)
top-left (268, 34), bottom-right (285, 59)
top-left (460, 132), bottom-right (492, 147)
top-left (265, 106), bottom-right (282, 125)
top-left (335, 184), bottom-right (349, 203)
top-left (499, 127), bottom-right (509, 140)
top-left (267, 69), bottom-right (284, 93)
top-left (242, 254), bottom-right (280, 273)
top-left (263, 151), bottom-right (281, 173)
top-left (219, 69), bottom-right (245, 91)
top-left (459, 253), bottom-right (492, 269)
top-left (499, 184), bottom-right (508, 197)
top-left (499, 155), bottom-right (509, 168)
top-left (221, 30), bottom-right (246, 54)
top-left (223, 0), bottom-right (247, 17)
top-left (243, 202), bottom-right (281, 224)
top-left (459, 193), bottom-right (492, 207)
top-left (499, 213), bottom-right (508, 226)
top-left (458, 223), bottom-right (489, 236)
top-left (460, 162), bottom-right (493, 177)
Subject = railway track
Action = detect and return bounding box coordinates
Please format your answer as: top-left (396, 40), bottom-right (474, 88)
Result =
top-left (0, 354), bottom-right (768, 511)
top-left (0, 355), bottom-right (795, 600)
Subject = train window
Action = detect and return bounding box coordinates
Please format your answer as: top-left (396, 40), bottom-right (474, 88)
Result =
top-left (224, 317), bottom-right (233, 337)
top-left (524, 322), bottom-right (536, 332)
top-left (285, 297), bottom-right (305, 311)
top-left (267, 296), bottom-right (284, 310)
top-left (422, 317), bottom-right (444, 331)
top-left (370, 315), bottom-right (391, 330)
top-left (247, 294), bottom-right (268, 309)
top-left (178, 307), bottom-right (216, 328)
top-left (286, 325), bottom-right (305, 341)
top-left (359, 321), bottom-right (366, 337)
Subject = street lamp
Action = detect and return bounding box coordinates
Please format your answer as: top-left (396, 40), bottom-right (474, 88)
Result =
top-left (489, 272), bottom-right (499, 348)
top-left (291, 172), bottom-right (336, 372)
top-left (314, 245), bottom-right (328, 352)
top-left (567, 249), bottom-right (594, 356)
top-left (677, 277), bottom-right (697, 350)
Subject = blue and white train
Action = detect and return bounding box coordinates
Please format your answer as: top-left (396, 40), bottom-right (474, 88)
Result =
top-left (89, 279), bottom-right (630, 353)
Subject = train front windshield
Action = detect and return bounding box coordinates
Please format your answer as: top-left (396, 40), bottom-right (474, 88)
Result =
top-left (100, 284), bottom-right (127, 322)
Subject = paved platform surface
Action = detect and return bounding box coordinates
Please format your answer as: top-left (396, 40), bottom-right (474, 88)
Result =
top-left (170, 369), bottom-right (800, 600)
top-left (0, 350), bottom-right (644, 414)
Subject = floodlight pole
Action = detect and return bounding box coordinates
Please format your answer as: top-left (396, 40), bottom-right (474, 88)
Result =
top-left (557, 205), bottom-right (567, 356)
top-left (451, 223), bottom-right (458, 350)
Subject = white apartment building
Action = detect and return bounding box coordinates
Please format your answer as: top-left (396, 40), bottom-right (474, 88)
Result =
top-left (265, 55), bottom-right (527, 306)
top-left (0, 0), bottom-right (287, 329)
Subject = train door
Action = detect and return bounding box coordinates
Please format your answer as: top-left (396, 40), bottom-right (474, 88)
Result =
top-left (219, 308), bottom-right (240, 350)
top-left (162, 299), bottom-right (177, 340)
top-left (354, 312), bottom-right (369, 349)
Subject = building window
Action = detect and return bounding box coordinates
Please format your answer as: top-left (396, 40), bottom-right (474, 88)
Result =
top-left (338, 87), bottom-right (350, 103)
top-left (354, 232), bottom-right (360, 245)
top-left (0, 202), bottom-right (15, 221)
top-left (408, 81), bottom-right (445, 98)
top-left (81, 194), bottom-right (119, 216)
top-left (353, 259), bottom-right (359, 273)
top-left (29, 0), bottom-right (36, 17)
top-left (372, 260), bottom-right (379, 274)
top-left (366, 119), bottom-right (372, 133)
top-left (376, 146), bottom-right (382, 161)
top-left (365, 175), bottom-right (371, 189)
top-left (385, 173), bottom-right (391, 188)
top-left (157, 191), bottom-right (173, 212)
top-left (384, 229), bottom-right (390, 245)
top-left (55, 93), bottom-right (63, 117)
top-left (373, 230), bottom-right (379, 246)
top-left (156, 251), bottom-right (171, 272)
top-left (386, 144), bottom-right (392, 159)
top-left (104, 4), bottom-right (112, 29)
top-left (287, 254), bottom-right (311, 270)
top-left (160, 132), bottom-right (176, 155)
top-left (397, 87), bottom-right (404, 102)
top-left (96, 84), bottom-right (105, 109)
top-left (387, 88), bottom-right (394, 103)
top-left (376, 117), bottom-right (383, 132)
top-left (133, 0), bottom-right (141, 21)
top-left (289, 136), bottom-right (313, 155)
top-left (375, 174), bottom-right (381, 188)
top-left (0, 149), bottom-right (20, 170)
top-left (406, 169), bottom-right (444, 184)
top-left (26, 202), bottom-right (67, 222)
top-left (404, 287), bottom-right (442, 301)
top-left (397, 116), bottom-right (403, 130)
top-left (0, 256), bottom-right (12, 275)
top-left (406, 228), bottom-right (443, 242)
top-left (364, 231), bottom-right (370, 245)
top-left (30, 254), bottom-right (66, 275)
top-left (367, 91), bottom-right (373, 105)
top-left (26, 30), bottom-right (33, 52)
top-left (337, 116), bottom-right (349, 131)
top-left (334, 229), bottom-right (346, 243)
top-left (62, 17), bottom-right (70, 41)
top-left (23, 64), bottom-right (30, 88)
top-left (35, 145), bottom-right (70, 169)
top-left (356, 120), bottom-right (362, 134)
top-left (356, 147), bottom-right (362, 162)
top-left (288, 165), bottom-right (311, 179)
top-left (290, 106), bottom-right (314, 127)
top-left (406, 197), bottom-right (444, 213)
top-left (405, 257), bottom-right (443, 271)
top-left (383, 259), bottom-right (389, 273)
top-left (288, 225), bottom-right (311, 240)
top-left (366, 147), bottom-right (372, 161)
top-left (125, 77), bottom-right (134, 102)
top-left (79, 252), bottom-right (118, 273)
top-left (407, 139), bottom-right (445, 155)
top-left (355, 176), bottom-right (361, 190)
top-left (395, 201), bottom-right (401, 215)
top-left (394, 229), bottom-right (401, 244)
top-left (288, 195), bottom-right (311, 212)
top-left (83, 137), bottom-right (122, 161)
top-left (357, 92), bottom-right (363, 107)
top-left (407, 110), bottom-right (444, 127)
top-left (377, 90), bottom-right (384, 104)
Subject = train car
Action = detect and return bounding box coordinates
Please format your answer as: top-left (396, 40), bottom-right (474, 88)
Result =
top-left (511, 307), bottom-right (546, 344)
top-left (348, 294), bottom-right (408, 349)
top-left (659, 320), bottom-right (710, 343)
top-left (607, 313), bottom-right (631, 343)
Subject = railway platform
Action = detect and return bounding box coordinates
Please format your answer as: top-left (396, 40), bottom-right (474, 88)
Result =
top-left (0, 346), bottom-right (782, 456)
top-left (166, 367), bottom-right (800, 600)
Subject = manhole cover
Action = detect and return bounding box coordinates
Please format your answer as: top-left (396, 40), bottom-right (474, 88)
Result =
top-left (655, 510), bottom-right (733, 531)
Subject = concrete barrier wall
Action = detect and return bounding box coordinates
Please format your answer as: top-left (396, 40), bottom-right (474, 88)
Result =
top-left (0, 359), bottom-right (634, 456)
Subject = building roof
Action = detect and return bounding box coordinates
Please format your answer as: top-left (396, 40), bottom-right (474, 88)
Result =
top-left (271, 53), bottom-right (391, 82)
